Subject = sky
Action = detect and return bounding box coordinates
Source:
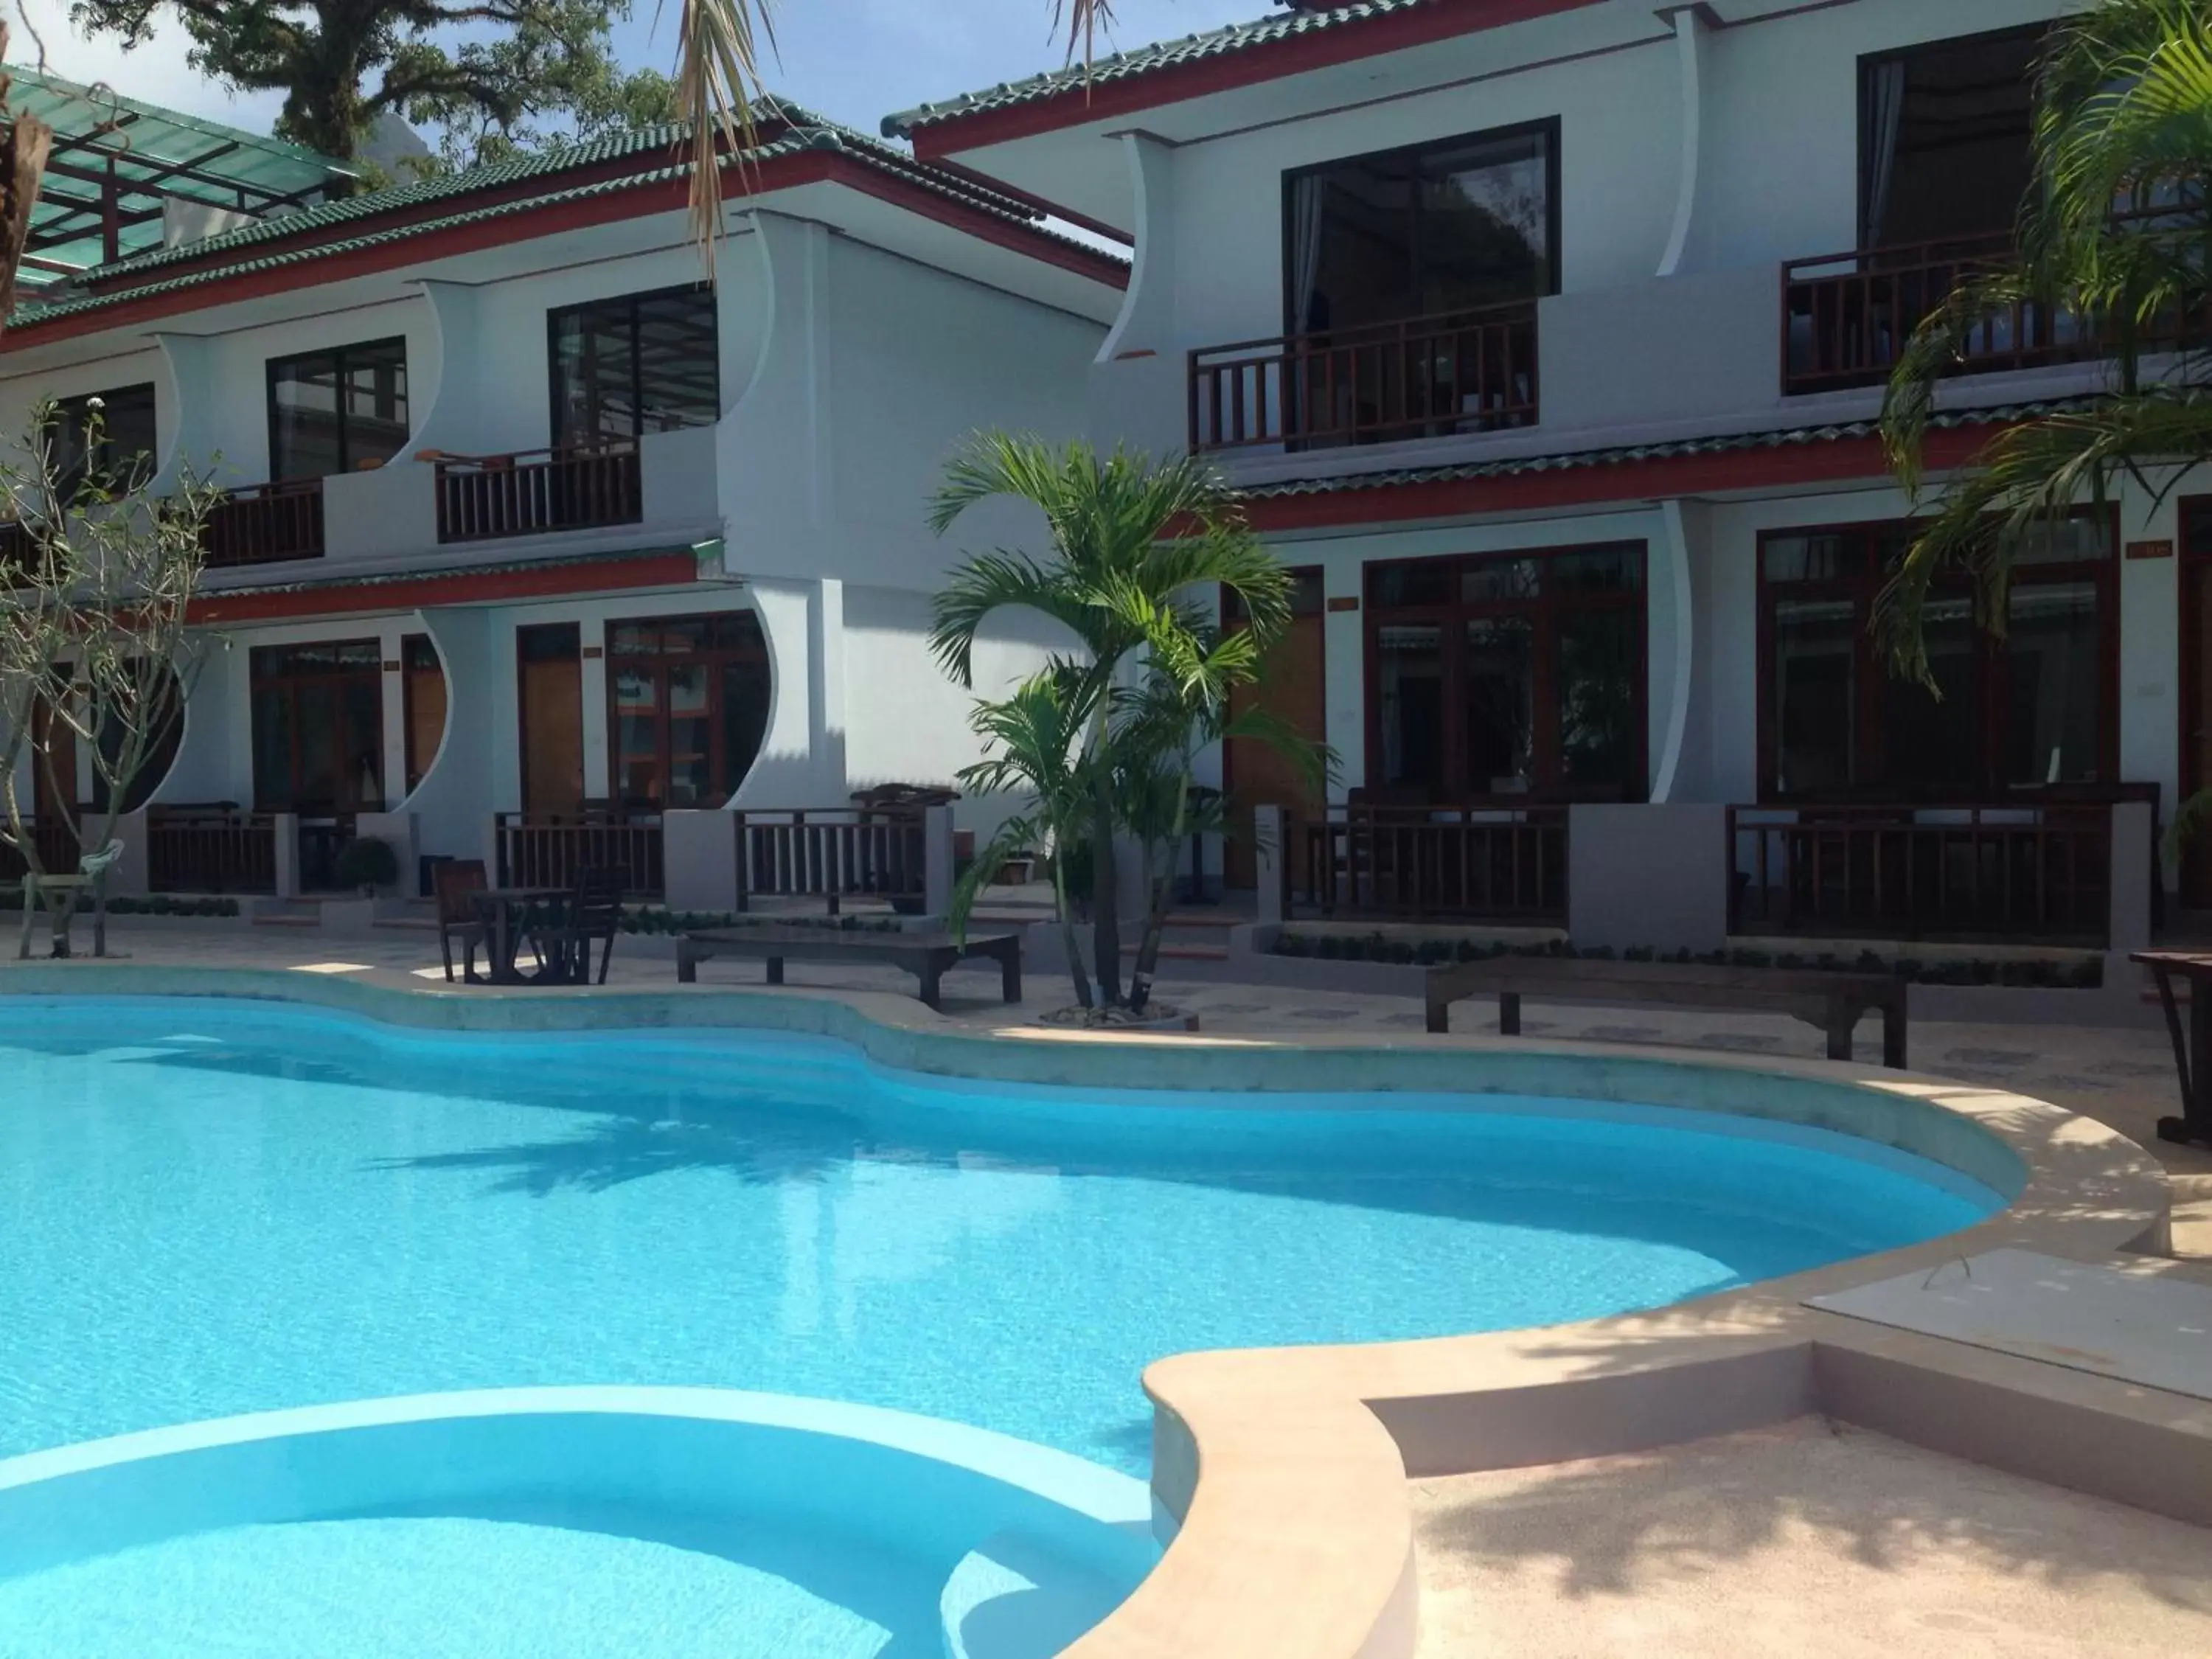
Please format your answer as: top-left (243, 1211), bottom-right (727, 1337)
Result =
top-left (9, 0), bottom-right (1268, 148)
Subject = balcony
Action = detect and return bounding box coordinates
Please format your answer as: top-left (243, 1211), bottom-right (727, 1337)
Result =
top-left (433, 444), bottom-right (643, 544)
top-left (201, 479), bottom-right (326, 568)
top-left (1189, 303), bottom-right (1538, 454)
top-left (1781, 234), bottom-right (2095, 396)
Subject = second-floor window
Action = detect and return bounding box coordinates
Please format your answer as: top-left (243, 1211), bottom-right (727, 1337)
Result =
top-left (1285, 119), bottom-right (1559, 337)
top-left (268, 338), bottom-right (411, 480)
top-left (549, 286), bottom-right (719, 448)
top-left (49, 383), bottom-right (157, 497)
top-left (1860, 25), bottom-right (2041, 250)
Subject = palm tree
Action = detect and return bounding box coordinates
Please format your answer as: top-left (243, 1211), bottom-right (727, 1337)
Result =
top-left (1877, 0), bottom-right (2212, 680)
top-left (947, 666), bottom-right (1105, 1008)
top-left (927, 434), bottom-right (1294, 1009)
top-left (671, 1), bottom-right (1116, 257)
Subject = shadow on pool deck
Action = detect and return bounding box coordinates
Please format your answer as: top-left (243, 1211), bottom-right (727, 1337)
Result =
top-left (1411, 1417), bottom-right (2212, 1656)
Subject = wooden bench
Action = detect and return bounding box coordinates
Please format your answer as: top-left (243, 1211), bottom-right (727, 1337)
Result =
top-left (1424, 955), bottom-right (1908, 1068)
top-left (675, 926), bottom-right (1021, 1010)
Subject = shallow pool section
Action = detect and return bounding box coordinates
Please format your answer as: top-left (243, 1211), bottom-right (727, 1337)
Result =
top-left (0, 1388), bottom-right (1155, 1659)
top-left (0, 998), bottom-right (2004, 1474)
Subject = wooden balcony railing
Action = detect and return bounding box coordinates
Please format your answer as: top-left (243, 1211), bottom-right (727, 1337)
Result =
top-left (434, 445), bottom-right (642, 543)
top-left (1781, 234), bottom-right (2099, 395)
top-left (147, 809), bottom-right (278, 894)
top-left (1728, 804), bottom-right (2112, 945)
top-left (734, 809), bottom-right (928, 914)
top-left (493, 813), bottom-right (664, 897)
top-left (1189, 302), bottom-right (1540, 453)
top-left (1288, 806), bottom-right (1568, 923)
top-left (0, 817), bottom-right (88, 881)
top-left (201, 479), bottom-right (326, 567)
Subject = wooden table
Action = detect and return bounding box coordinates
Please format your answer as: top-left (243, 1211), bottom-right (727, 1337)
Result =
top-left (676, 926), bottom-right (1020, 1009)
top-left (2129, 950), bottom-right (2212, 1146)
top-left (1425, 955), bottom-right (1908, 1068)
top-left (468, 886), bottom-right (569, 984)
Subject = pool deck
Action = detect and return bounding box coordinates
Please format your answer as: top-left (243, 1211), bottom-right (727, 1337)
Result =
top-left (5, 922), bottom-right (2211, 1658)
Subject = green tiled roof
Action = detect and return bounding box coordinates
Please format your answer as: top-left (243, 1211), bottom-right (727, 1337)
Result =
top-left (12, 103), bottom-right (1121, 330)
top-left (1237, 400), bottom-right (2095, 499)
top-left (884, 1), bottom-right (1431, 135)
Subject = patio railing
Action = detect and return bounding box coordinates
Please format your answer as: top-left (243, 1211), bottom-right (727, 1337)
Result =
top-left (434, 445), bottom-right (642, 543)
top-left (201, 479), bottom-right (326, 567)
top-left (734, 809), bottom-right (928, 914)
top-left (1287, 806), bottom-right (1568, 923)
top-left (1728, 804), bottom-right (2112, 945)
top-left (493, 813), bottom-right (664, 897)
top-left (0, 817), bottom-right (85, 882)
top-left (1189, 302), bottom-right (1539, 452)
top-left (147, 809), bottom-right (278, 894)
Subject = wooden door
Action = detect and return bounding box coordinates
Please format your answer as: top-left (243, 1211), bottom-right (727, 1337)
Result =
top-left (518, 624), bottom-right (584, 817)
top-left (2185, 559), bottom-right (2212, 908)
top-left (1224, 570), bottom-right (1327, 889)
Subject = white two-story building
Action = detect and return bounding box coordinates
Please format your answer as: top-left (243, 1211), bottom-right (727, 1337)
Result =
top-left (0, 83), bottom-right (1120, 905)
top-left (884, 0), bottom-right (2183, 955)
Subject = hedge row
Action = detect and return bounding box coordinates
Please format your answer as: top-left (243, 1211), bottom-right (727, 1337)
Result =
top-left (1270, 931), bottom-right (2102, 989)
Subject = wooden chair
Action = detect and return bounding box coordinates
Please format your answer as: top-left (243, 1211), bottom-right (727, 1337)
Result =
top-left (552, 866), bottom-right (624, 985)
top-left (434, 860), bottom-right (489, 983)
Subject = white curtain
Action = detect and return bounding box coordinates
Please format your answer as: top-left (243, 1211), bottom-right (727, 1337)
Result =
top-left (1289, 174), bottom-right (1327, 333)
top-left (1860, 60), bottom-right (1907, 248)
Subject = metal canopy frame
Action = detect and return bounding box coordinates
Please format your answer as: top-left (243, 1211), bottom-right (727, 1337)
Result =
top-left (2, 67), bottom-right (355, 286)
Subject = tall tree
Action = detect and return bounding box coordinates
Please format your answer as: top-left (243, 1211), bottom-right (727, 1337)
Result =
top-left (71, 0), bottom-right (640, 167)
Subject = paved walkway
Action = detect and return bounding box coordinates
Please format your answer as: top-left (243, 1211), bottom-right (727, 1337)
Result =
top-left (11, 919), bottom-right (2212, 1253)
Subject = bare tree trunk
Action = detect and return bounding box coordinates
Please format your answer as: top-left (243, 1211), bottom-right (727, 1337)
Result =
top-left (1089, 787), bottom-right (1121, 1006)
top-left (1127, 767), bottom-right (1194, 1015)
top-left (1054, 860), bottom-right (1093, 1010)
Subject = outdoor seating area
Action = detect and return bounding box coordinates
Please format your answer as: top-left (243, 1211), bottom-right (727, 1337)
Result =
top-left (432, 859), bottom-right (624, 987)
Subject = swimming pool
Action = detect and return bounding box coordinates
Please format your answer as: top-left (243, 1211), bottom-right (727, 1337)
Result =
top-left (0, 995), bottom-right (2001, 1476)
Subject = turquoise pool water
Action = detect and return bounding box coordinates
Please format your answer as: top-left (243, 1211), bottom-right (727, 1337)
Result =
top-left (0, 996), bottom-right (2000, 1475)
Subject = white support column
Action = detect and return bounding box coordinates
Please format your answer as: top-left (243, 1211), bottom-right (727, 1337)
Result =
top-left (355, 810), bottom-right (420, 897)
top-left (663, 810), bottom-right (740, 914)
top-left (812, 578), bottom-right (849, 801)
top-left (1655, 3), bottom-right (1713, 278)
top-left (272, 812), bottom-right (302, 900)
top-left (1253, 804), bottom-right (1286, 928)
top-left (1321, 557), bottom-right (1364, 802)
top-left (579, 614), bottom-right (611, 804)
top-left (378, 623), bottom-right (408, 810)
top-left (107, 810), bottom-right (150, 897)
top-left (2109, 799), bottom-right (2154, 959)
top-left (924, 804), bottom-right (956, 922)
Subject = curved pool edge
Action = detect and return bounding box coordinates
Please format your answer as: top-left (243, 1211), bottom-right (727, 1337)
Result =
top-left (0, 961), bottom-right (2176, 1659)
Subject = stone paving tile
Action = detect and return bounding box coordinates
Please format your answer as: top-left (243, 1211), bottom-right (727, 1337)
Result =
top-left (1580, 1025), bottom-right (1663, 1043)
top-left (1692, 1032), bottom-right (1786, 1052)
top-left (2031, 1074), bottom-right (2119, 1093)
top-left (1943, 1048), bottom-right (2039, 1068)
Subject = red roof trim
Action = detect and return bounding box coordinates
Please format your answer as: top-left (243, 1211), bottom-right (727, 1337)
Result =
top-left (4, 149), bottom-right (1122, 352)
top-left (908, 0), bottom-right (1606, 159)
top-left (1237, 428), bottom-right (1992, 531)
top-left (189, 550), bottom-right (704, 624)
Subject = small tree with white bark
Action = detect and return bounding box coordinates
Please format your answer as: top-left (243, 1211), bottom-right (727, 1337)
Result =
top-left (0, 398), bottom-right (218, 957)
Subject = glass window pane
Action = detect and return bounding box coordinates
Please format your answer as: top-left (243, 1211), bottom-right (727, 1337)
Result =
top-left (1460, 557), bottom-right (1540, 602)
top-left (2006, 581), bottom-right (2102, 783)
top-left (721, 658), bottom-right (770, 799)
top-left (341, 340), bottom-right (409, 468)
top-left (613, 667), bottom-right (661, 809)
top-left (665, 664), bottom-right (712, 807)
top-left (2011, 517), bottom-right (2112, 566)
top-left (633, 288), bottom-right (720, 431)
top-left (1416, 128), bottom-right (1551, 311)
top-left (1764, 533), bottom-right (1863, 584)
top-left (1464, 617), bottom-right (1534, 790)
top-left (251, 681), bottom-right (293, 810)
top-left (1369, 560), bottom-right (1452, 608)
top-left (1376, 623), bottom-right (1444, 790)
top-left (1550, 545), bottom-right (1643, 595)
top-left (1557, 608), bottom-right (1640, 789)
top-left (1773, 598), bottom-right (1857, 796)
top-left (271, 351), bottom-right (343, 480)
top-left (1881, 597), bottom-right (1978, 791)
